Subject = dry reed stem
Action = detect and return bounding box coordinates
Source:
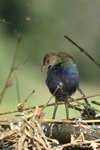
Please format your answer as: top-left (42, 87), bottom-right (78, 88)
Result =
top-left (0, 4), bottom-right (30, 103)
top-left (0, 106), bottom-right (58, 150)
top-left (1, 118), bottom-right (100, 125)
top-left (0, 92), bottom-right (99, 116)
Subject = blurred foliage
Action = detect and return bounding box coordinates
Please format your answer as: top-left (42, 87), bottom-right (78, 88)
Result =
top-left (0, 0), bottom-right (100, 80)
top-left (0, 0), bottom-right (100, 118)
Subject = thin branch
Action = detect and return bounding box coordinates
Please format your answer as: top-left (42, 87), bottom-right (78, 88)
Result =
top-left (78, 87), bottom-right (95, 120)
top-left (91, 100), bottom-right (100, 106)
top-left (68, 103), bottom-right (83, 112)
top-left (64, 35), bottom-right (100, 68)
top-left (41, 85), bottom-right (60, 111)
top-left (42, 119), bottom-right (100, 124)
top-left (1, 118), bottom-right (100, 124)
top-left (78, 87), bottom-right (90, 105)
top-left (70, 93), bottom-right (100, 102)
top-left (23, 90), bottom-right (35, 106)
top-left (0, 55), bottom-right (28, 97)
top-left (0, 92), bottom-right (99, 116)
top-left (17, 90), bottom-right (35, 112)
top-left (75, 101), bottom-right (100, 114)
top-left (0, 19), bottom-right (12, 24)
top-left (7, 55), bottom-right (28, 87)
top-left (15, 75), bottom-right (20, 103)
top-left (0, 4), bottom-right (30, 104)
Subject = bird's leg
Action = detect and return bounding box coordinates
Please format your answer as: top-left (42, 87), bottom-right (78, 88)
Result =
top-left (52, 98), bottom-right (58, 119)
top-left (48, 99), bottom-right (58, 138)
top-left (65, 100), bottom-right (69, 120)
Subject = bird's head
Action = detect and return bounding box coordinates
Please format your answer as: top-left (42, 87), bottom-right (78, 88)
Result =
top-left (41, 52), bottom-right (63, 72)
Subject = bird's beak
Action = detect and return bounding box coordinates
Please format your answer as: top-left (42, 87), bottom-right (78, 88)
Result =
top-left (41, 64), bottom-right (48, 72)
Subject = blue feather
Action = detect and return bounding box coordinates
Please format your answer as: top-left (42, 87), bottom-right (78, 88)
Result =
top-left (46, 63), bottom-right (79, 101)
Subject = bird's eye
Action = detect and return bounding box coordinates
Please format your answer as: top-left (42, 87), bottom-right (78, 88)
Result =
top-left (46, 60), bottom-right (49, 64)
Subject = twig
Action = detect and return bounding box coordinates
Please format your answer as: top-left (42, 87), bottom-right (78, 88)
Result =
top-left (0, 119), bottom-right (18, 122)
top-left (78, 87), bottom-right (90, 105)
top-left (41, 85), bottom-right (60, 111)
top-left (7, 55), bottom-right (28, 87)
top-left (64, 35), bottom-right (100, 68)
top-left (0, 4), bottom-right (30, 104)
top-left (91, 100), bottom-right (100, 105)
top-left (0, 107), bottom-right (56, 150)
top-left (15, 75), bottom-right (20, 103)
top-left (0, 55), bottom-right (28, 98)
top-left (75, 101), bottom-right (100, 114)
top-left (69, 92), bottom-right (100, 102)
top-left (0, 19), bottom-right (12, 24)
top-left (78, 87), bottom-right (94, 120)
top-left (1, 118), bottom-right (100, 124)
top-left (23, 90), bottom-right (35, 106)
top-left (68, 103), bottom-right (83, 112)
top-left (17, 90), bottom-right (35, 112)
top-left (0, 92), bottom-right (100, 116)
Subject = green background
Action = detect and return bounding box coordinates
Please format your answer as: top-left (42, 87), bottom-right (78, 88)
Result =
top-left (0, 0), bottom-right (100, 119)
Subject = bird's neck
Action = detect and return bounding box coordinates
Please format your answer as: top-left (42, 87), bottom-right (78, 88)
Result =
top-left (48, 60), bottom-right (78, 73)
top-left (48, 63), bottom-right (61, 71)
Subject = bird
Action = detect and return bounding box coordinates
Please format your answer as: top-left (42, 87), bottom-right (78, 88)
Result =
top-left (41, 52), bottom-right (79, 119)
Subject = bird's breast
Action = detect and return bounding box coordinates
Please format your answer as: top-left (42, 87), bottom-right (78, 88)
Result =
top-left (46, 64), bottom-right (79, 101)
